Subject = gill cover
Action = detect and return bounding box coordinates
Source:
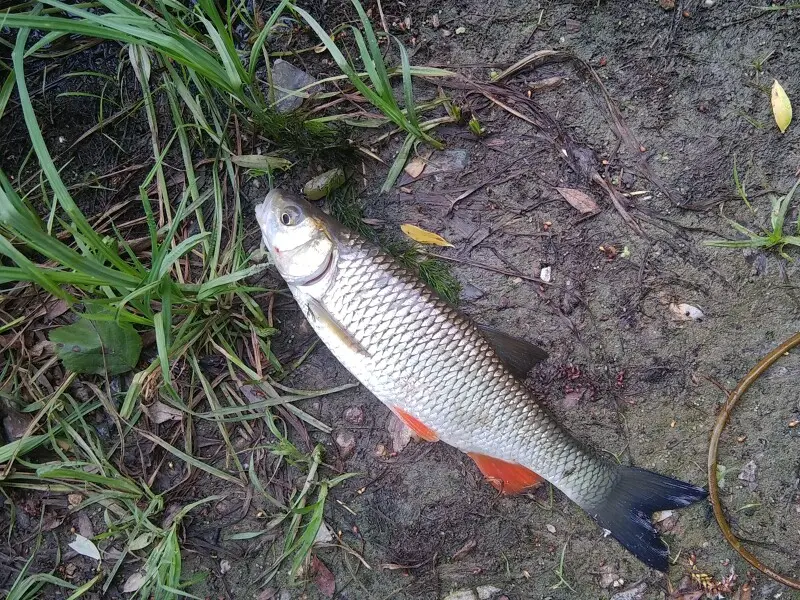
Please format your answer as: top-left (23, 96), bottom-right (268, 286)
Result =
top-left (255, 189), bottom-right (335, 286)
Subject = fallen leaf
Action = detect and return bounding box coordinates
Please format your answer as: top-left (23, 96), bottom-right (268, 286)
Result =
top-left (302, 168), bottom-right (346, 200)
top-left (669, 303), bottom-right (705, 321)
top-left (404, 157), bottom-right (427, 178)
top-left (68, 533), bottom-right (100, 560)
top-left (387, 413), bottom-right (414, 452)
top-left (450, 538), bottom-right (477, 561)
top-left (563, 388), bottom-right (585, 409)
top-left (401, 224), bottom-right (453, 247)
top-left (49, 314), bottom-right (142, 375)
top-left (231, 154), bottom-right (292, 172)
top-left (313, 521), bottom-right (335, 545)
top-left (129, 532), bottom-right (153, 551)
top-left (45, 299), bottom-right (70, 321)
top-left (311, 556), bottom-right (335, 598)
top-left (556, 187), bottom-right (599, 214)
top-left (122, 571), bottom-right (147, 593)
top-left (146, 401), bottom-right (183, 424)
top-left (77, 512), bottom-right (94, 538)
top-left (771, 79), bottom-right (792, 133)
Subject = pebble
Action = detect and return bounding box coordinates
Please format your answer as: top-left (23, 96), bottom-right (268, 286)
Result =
top-left (443, 590), bottom-right (477, 600)
top-left (610, 582), bottom-right (647, 600)
top-left (546, 523), bottom-right (556, 533)
top-left (344, 406), bottom-right (365, 425)
top-left (334, 430), bottom-right (356, 459)
top-left (540, 266), bottom-right (552, 283)
top-left (476, 585), bottom-right (502, 599)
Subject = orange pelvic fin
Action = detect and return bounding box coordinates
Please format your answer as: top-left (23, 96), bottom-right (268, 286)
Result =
top-left (467, 452), bottom-right (544, 495)
top-left (391, 407), bottom-right (439, 442)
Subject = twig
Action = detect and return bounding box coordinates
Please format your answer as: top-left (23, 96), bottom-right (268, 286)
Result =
top-left (707, 331), bottom-right (800, 591)
top-left (420, 251), bottom-right (551, 285)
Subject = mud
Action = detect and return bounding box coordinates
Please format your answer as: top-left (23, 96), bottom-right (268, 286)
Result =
top-left (2, 1), bottom-right (800, 599)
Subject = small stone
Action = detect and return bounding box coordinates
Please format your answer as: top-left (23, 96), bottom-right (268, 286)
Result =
top-left (455, 26), bottom-right (466, 35)
top-left (610, 581), bottom-right (647, 600)
top-left (1, 403), bottom-right (32, 442)
top-left (460, 282), bottom-right (485, 302)
top-left (344, 406), bottom-right (365, 425)
top-left (220, 559), bottom-right (231, 574)
top-left (443, 590), bottom-right (477, 600)
top-left (738, 460), bottom-right (758, 490)
top-left (334, 430), bottom-right (356, 459)
top-left (540, 266), bottom-right (552, 283)
top-left (703, 0), bottom-right (715, 6)
top-left (659, 0), bottom-right (675, 9)
top-left (67, 494), bottom-right (83, 507)
top-left (545, 523), bottom-right (556, 533)
top-left (271, 59), bottom-right (318, 113)
top-left (477, 585), bottom-right (502, 600)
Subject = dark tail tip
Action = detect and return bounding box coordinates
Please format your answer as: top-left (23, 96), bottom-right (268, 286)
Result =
top-left (590, 466), bottom-right (707, 572)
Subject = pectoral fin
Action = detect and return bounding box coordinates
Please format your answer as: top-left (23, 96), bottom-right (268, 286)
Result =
top-left (307, 298), bottom-right (370, 357)
top-left (477, 324), bottom-right (548, 378)
top-left (467, 452), bottom-right (544, 495)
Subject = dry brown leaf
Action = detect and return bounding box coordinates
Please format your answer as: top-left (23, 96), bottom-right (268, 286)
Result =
top-left (146, 401), bottom-right (183, 424)
top-left (556, 187), bottom-right (599, 213)
top-left (772, 79), bottom-right (792, 133)
top-left (122, 571), bottom-right (147, 593)
top-left (311, 556), bottom-right (335, 598)
top-left (401, 224), bottom-right (453, 247)
top-left (404, 157), bottom-right (427, 178)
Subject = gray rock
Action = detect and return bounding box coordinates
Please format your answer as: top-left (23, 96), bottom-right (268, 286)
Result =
top-left (271, 59), bottom-right (317, 113)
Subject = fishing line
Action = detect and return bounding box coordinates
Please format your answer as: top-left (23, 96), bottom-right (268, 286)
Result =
top-left (707, 331), bottom-right (800, 590)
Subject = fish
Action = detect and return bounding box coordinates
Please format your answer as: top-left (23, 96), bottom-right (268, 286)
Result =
top-left (255, 189), bottom-right (707, 571)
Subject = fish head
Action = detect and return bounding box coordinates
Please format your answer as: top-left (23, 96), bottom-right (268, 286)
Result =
top-left (256, 189), bottom-right (337, 287)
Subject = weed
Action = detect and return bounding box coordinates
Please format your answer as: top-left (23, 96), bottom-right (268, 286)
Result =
top-left (704, 177), bottom-right (800, 259)
top-left (550, 540), bottom-right (576, 593)
top-left (0, 0), bottom-right (460, 594)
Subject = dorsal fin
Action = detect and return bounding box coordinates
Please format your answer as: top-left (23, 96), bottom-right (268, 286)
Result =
top-left (477, 324), bottom-right (548, 379)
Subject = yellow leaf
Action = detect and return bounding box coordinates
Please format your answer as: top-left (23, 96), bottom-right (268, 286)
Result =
top-left (771, 79), bottom-right (792, 133)
top-left (400, 224), bottom-right (453, 247)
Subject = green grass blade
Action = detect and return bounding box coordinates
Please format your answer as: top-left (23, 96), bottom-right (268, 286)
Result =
top-left (11, 23), bottom-right (136, 274)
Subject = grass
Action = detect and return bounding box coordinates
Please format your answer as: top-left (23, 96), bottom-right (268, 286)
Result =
top-left (0, 0), bottom-right (461, 596)
top-left (329, 186), bottom-right (463, 303)
top-left (704, 175), bottom-right (800, 259)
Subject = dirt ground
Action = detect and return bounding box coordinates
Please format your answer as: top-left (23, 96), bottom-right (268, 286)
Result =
top-left (3, 1), bottom-right (800, 599)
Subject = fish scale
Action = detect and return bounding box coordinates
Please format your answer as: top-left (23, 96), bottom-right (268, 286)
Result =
top-left (300, 229), bottom-right (617, 509)
top-left (256, 189), bottom-right (707, 571)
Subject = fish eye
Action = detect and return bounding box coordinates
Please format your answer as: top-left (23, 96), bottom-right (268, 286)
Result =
top-left (280, 205), bottom-right (302, 227)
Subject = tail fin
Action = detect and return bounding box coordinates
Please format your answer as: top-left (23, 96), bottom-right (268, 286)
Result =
top-left (590, 466), bottom-right (707, 571)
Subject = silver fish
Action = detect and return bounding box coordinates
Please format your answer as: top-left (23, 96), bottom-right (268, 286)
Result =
top-left (256, 189), bottom-right (706, 571)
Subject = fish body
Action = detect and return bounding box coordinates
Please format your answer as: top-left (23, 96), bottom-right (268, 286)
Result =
top-left (256, 189), bottom-right (707, 571)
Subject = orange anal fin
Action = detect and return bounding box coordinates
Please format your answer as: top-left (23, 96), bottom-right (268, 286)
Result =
top-left (467, 452), bottom-right (544, 495)
top-left (391, 407), bottom-right (439, 442)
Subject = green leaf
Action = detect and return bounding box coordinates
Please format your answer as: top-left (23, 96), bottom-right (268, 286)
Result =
top-left (49, 315), bottom-right (142, 375)
top-left (230, 154), bottom-right (293, 171)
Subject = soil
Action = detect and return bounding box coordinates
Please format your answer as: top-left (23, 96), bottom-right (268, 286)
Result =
top-left (2, 1), bottom-right (800, 600)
